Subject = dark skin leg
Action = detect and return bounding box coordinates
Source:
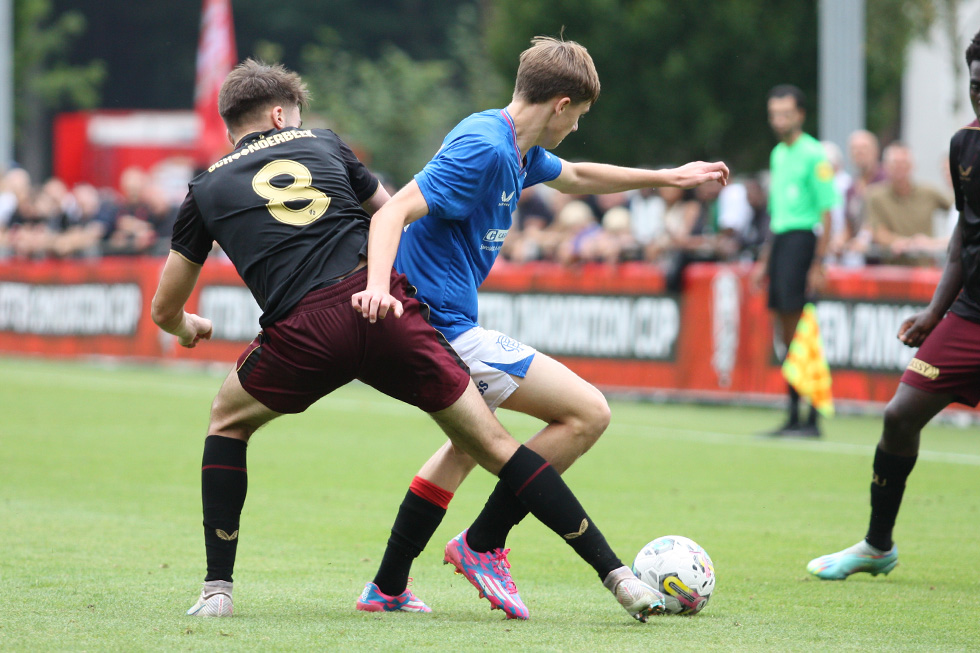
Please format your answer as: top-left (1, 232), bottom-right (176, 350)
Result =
top-left (879, 383), bottom-right (954, 457)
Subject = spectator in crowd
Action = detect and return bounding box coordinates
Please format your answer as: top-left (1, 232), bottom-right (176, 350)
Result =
top-left (840, 129), bottom-right (886, 265)
top-left (105, 167), bottom-right (160, 255)
top-left (715, 176), bottom-right (772, 261)
top-left (822, 140), bottom-right (853, 264)
top-left (579, 205), bottom-right (641, 265)
top-left (0, 168), bottom-right (32, 257)
top-left (142, 183), bottom-right (178, 256)
top-left (662, 180), bottom-right (738, 289)
top-left (503, 184), bottom-right (557, 262)
top-left (553, 199), bottom-right (602, 265)
top-left (628, 186), bottom-right (666, 256)
top-left (648, 184), bottom-right (700, 262)
top-left (51, 183), bottom-right (118, 258)
top-left (739, 175), bottom-right (771, 260)
top-left (865, 143), bottom-right (952, 265)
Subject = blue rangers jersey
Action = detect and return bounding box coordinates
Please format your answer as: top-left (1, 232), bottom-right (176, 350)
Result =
top-left (395, 108), bottom-right (563, 341)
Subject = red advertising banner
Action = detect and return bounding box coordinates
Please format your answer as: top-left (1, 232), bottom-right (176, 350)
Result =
top-left (0, 258), bottom-right (960, 412)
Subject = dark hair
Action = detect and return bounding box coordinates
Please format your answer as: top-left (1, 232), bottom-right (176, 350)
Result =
top-left (218, 59), bottom-right (310, 131)
top-left (967, 29), bottom-right (980, 66)
top-left (768, 84), bottom-right (806, 111)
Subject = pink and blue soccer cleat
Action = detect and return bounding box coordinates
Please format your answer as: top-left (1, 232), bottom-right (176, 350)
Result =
top-left (807, 540), bottom-right (898, 580)
top-left (444, 529), bottom-right (529, 620)
top-left (355, 581), bottom-right (432, 613)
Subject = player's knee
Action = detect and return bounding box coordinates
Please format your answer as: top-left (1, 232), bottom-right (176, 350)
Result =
top-left (570, 389), bottom-right (611, 446)
top-left (882, 398), bottom-right (917, 442)
top-left (208, 394), bottom-right (252, 441)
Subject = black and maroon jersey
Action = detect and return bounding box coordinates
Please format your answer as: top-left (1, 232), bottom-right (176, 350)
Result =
top-left (171, 127), bottom-right (379, 327)
top-left (949, 120), bottom-right (980, 323)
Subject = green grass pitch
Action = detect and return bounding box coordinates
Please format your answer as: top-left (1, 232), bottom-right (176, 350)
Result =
top-left (1, 356), bottom-right (978, 651)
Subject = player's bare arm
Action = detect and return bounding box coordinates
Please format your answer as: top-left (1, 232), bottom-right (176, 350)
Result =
top-left (151, 251), bottom-right (213, 348)
top-left (546, 159), bottom-right (729, 195)
top-left (352, 181), bottom-right (429, 322)
top-left (898, 219), bottom-right (965, 347)
top-left (361, 183), bottom-right (392, 215)
top-left (806, 209), bottom-right (833, 294)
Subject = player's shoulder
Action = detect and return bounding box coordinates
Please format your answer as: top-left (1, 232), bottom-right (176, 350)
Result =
top-left (951, 120), bottom-right (980, 145)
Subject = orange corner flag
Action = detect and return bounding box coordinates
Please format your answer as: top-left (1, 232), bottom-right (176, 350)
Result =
top-left (782, 303), bottom-right (834, 417)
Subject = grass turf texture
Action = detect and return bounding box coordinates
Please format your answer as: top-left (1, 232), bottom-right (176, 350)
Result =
top-left (1, 356), bottom-right (978, 652)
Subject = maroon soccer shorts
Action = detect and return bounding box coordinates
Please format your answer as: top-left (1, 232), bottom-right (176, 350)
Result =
top-left (235, 268), bottom-right (471, 414)
top-left (900, 311), bottom-right (980, 407)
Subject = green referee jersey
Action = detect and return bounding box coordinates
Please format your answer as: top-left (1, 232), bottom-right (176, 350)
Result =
top-left (768, 131), bottom-right (840, 234)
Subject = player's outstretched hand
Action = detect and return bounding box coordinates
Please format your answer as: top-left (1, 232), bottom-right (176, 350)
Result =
top-left (897, 310), bottom-right (939, 348)
top-left (352, 287), bottom-right (404, 323)
top-left (178, 313), bottom-right (213, 348)
top-left (671, 161), bottom-right (730, 188)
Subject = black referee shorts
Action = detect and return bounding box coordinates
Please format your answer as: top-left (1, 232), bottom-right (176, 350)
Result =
top-left (767, 229), bottom-right (817, 312)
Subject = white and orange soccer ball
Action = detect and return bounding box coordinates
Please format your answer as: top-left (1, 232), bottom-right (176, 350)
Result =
top-left (632, 535), bottom-right (716, 615)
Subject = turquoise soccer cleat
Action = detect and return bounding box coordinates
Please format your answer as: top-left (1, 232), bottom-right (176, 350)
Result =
top-left (807, 540), bottom-right (898, 580)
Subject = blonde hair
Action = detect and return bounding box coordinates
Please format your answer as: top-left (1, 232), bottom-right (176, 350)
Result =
top-left (218, 59), bottom-right (310, 132)
top-left (514, 36), bottom-right (600, 105)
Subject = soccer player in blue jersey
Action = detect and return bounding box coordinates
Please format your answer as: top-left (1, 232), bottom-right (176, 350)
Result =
top-left (352, 36), bottom-right (728, 618)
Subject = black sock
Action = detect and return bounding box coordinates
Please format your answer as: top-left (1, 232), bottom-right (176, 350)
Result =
top-left (466, 480), bottom-right (530, 553)
top-left (201, 435), bottom-right (248, 582)
top-left (372, 488), bottom-right (447, 596)
top-left (788, 383), bottom-right (800, 424)
top-left (865, 446), bottom-right (917, 551)
top-left (496, 445), bottom-right (622, 580)
top-left (806, 404), bottom-right (818, 426)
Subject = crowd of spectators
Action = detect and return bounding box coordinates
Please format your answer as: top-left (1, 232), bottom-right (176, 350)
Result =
top-left (0, 165), bottom-right (179, 260)
top-left (0, 129), bottom-right (958, 275)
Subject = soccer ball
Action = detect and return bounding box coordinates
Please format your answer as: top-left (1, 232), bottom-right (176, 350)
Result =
top-left (632, 535), bottom-right (715, 615)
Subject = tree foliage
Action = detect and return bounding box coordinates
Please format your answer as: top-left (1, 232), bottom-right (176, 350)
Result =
top-left (484, 0), bottom-right (943, 173)
top-left (300, 5), bottom-right (505, 184)
top-left (14, 0), bottom-right (104, 176)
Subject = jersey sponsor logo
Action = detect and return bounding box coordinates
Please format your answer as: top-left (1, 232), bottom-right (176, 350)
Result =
top-left (499, 190), bottom-right (515, 206)
top-left (959, 164), bottom-right (973, 182)
top-left (207, 129), bottom-right (317, 173)
top-left (484, 229), bottom-right (509, 243)
top-left (906, 357), bottom-right (940, 380)
top-left (816, 160), bottom-right (834, 182)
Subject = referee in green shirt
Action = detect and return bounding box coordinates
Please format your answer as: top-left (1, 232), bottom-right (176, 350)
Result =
top-left (753, 84), bottom-right (840, 437)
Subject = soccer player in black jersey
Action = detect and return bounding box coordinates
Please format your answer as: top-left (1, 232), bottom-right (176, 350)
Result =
top-left (152, 59), bottom-right (664, 621)
top-left (807, 29), bottom-right (980, 580)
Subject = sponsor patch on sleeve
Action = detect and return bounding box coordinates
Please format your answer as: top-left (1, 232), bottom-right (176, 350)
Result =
top-left (816, 160), bottom-right (834, 182)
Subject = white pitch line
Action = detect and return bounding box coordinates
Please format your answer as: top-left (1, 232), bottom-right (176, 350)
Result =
top-left (609, 422), bottom-right (980, 466)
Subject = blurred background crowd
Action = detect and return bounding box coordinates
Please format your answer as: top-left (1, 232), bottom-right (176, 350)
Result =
top-left (0, 127), bottom-right (958, 288)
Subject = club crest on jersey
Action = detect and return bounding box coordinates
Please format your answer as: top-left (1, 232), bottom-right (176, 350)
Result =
top-left (499, 190), bottom-right (516, 206)
top-left (484, 229), bottom-right (509, 243)
top-left (496, 334), bottom-right (524, 352)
